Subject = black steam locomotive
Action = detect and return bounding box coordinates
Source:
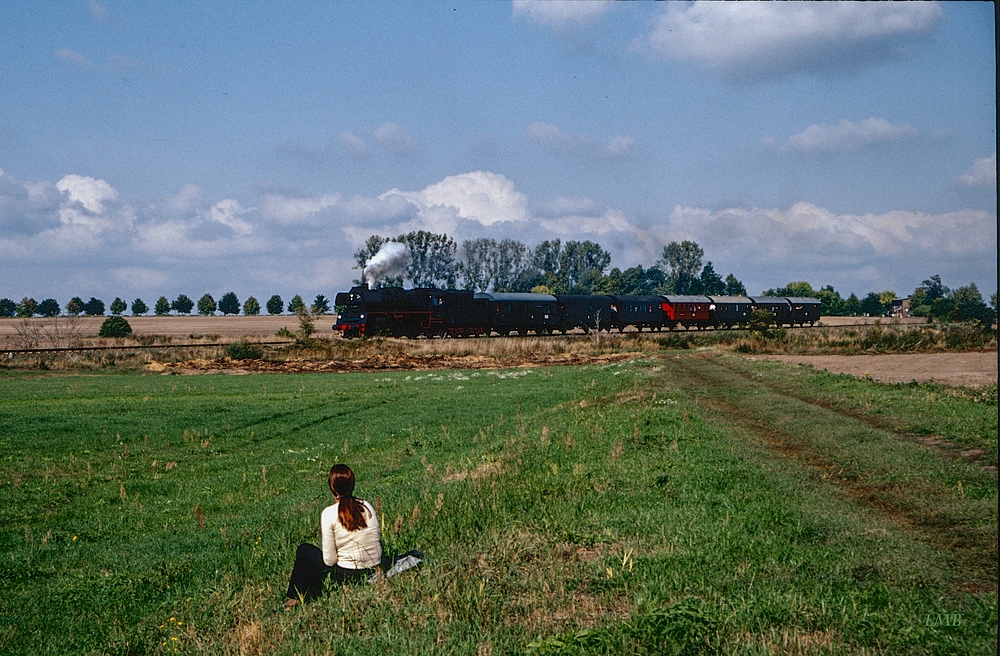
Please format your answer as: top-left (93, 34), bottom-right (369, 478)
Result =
top-left (334, 285), bottom-right (820, 338)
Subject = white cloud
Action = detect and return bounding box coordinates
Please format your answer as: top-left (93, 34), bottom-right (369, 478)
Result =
top-left (339, 131), bottom-right (370, 158)
top-left (56, 174), bottom-right (118, 214)
top-left (664, 202), bottom-right (996, 294)
top-left (956, 153), bottom-right (997, 189)
top-left (3, 168), bottom-right (994, 305)
top-left (513, 0), bottom-right (613, 33)
top-left (382, 171), bottom-right (529, 234)
top-left (207, 199), bottom-right (254, 236)
top-left (637, 2), bottom-right (943, 79)
top-left (373, 123), bottom-right (418, 155)
top-left (55, 174), bottom-right (132, 233)
top-left (526, 122), bottom-right (634, 158)
top-left (775, 118), bottom-right (921, 154)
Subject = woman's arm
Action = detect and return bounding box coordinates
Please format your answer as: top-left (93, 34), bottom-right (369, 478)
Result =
top-left (320, 504), bottom-right (339, 567)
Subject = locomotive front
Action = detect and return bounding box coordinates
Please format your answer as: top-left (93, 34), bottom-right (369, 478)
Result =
top-left (334, 285), bottom-right (371, 337)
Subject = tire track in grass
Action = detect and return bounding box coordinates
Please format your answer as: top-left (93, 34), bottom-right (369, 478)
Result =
top-left (665, 354), bottom-right (997, 593)
top-left (728, 357), bottom-right (998, 471)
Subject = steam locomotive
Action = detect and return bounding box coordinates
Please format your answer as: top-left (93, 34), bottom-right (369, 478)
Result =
top-left (334, 285), bottom-right (821, 338)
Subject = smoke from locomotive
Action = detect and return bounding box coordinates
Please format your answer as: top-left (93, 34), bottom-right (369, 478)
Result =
top-left (363, 242), bottom-right (408, 288)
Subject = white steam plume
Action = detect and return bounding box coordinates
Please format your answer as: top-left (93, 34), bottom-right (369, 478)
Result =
top-left (364, 241), bottom-right (409, 287)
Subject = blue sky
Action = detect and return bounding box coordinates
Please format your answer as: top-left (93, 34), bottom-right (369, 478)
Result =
top-left (1, 1), bottom-right (995, 305)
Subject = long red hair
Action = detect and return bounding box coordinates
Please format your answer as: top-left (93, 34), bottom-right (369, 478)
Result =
top-left (329, 464), bottom-right (368, 531)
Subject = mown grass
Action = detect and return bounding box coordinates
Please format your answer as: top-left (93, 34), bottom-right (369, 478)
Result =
top-left (0, 358), bottom-right (996, 655)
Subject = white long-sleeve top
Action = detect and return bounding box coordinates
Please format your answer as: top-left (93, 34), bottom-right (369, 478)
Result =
top-left (320, 499), bottom-right (381, 569)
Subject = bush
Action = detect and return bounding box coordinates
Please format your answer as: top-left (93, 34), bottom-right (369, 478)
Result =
top-left (225, 340), bottom-right (263, 360)
top-left (99, 316), bottom-right (133, 338)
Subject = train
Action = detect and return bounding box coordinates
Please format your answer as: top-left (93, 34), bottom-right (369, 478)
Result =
top-left (333, 285), bottom-right (821, 338)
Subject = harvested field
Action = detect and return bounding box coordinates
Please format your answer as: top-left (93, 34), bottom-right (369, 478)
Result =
top-left (757, 351), bottom-right (998, 386)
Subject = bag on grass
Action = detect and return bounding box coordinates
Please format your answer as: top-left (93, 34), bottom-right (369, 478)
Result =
top-left (370, 549), bottom-right (425, 583)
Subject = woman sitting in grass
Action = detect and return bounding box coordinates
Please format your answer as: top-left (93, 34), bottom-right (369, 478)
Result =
top-left (282, 464), bottom-right (381, 610)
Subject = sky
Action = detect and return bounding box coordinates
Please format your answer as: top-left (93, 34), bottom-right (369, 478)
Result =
top-left (1, 0), bottom-right (996, 306)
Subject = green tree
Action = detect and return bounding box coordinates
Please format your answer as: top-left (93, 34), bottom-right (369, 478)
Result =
top-left (154, 296), bottom-right (171, 316)
top-left (860, 292), bottom-right (889, 317)
top-left (532, 240), bottom-right (562, 280)
top-left (311, 294), bottom-right (331, 315)
top-left (765, 281), bottom-right (816, 297)
top-left (287, 294), bottom-right (306, 314)
top-left (698, 262), bottom-right (726, 295)
top-left (816, 285), bottom-right (845, 315)
top-left (197, 294), bottom-right (217, 316)
top-left (66, 297), bottom-right (85, 316)
top-left (0, 298), bottom-right (16, 317)
top-left (219, 292), bottom-right (240, 315)
top-left (171, 294), bottom-right (194, 314)
top-left (951, 283), bottom-right (994, 323)
top-left (37, 298), bottom-right (61, 317)
top-left (83, 297), bottom-right (105, 316)
top-left (243, 296), bottom-right (261, 316)
top-left (110, 297), bottom-right (127, 315)
top-left (266, 294), bottom-right (284, 315)
top-left (844, 293), bottom-right (861, 316)
top-left (657, 240), bottom-right (704, 295)
top-left (397, 230), bottom-right (458, 288)
top-left (558, 240), bottom-right (611, 292)
top-left (131, 298), bottom-right (148, 316)
top-left (99, 316), bottom-right (132, 338)
top-left (724, 274), bottom-right (747, 296)
top-left (16, 297), bottom-right (38, 317)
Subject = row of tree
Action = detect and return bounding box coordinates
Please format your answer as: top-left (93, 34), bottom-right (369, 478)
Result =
top-left (763, 276), bottom-right (996, 323)
top-left (354, 232), bottom-right (747, 297)
top-left (0, 293), bottom-right (334, 318)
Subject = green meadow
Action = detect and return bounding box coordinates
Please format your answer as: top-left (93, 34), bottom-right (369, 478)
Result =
top-left (0, 356), bottom-right (996, 655)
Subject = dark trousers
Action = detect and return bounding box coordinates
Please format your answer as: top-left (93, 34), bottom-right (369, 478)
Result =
top-left (286, 543), bottom-right (371, 601)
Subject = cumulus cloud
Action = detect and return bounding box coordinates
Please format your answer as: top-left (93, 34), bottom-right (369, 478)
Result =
top-left (54, 174), bottom-right (134, 233)
top-left (513, 0), bottom-right (613, 33)
top-left (636, 2), bottom-right (943, 79)
top-left (381, 171), bottom-right (529, 235)
top-left (3, 167), bottom-right (994, 305)
top-left (664, 202), bottom-right (996, 294)
top-left (772, 118), bottom-right (921, 154)
top-left (526, 122), bottom-right (635, 159)
top-left (956, 153), bottom-right (997, 189)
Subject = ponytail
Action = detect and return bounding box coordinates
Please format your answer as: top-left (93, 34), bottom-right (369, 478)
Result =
top-left (329, 464), bottom-right (369, 531)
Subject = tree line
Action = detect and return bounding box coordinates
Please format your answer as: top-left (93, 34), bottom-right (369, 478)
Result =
top-left (0, 293), bottom-right (334, 318)
top-left (4, 231), bottom-right (995, 323)
top-left (355, 232), bottom-right (748, 297)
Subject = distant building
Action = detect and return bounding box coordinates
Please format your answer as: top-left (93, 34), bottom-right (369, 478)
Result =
top-left (891, 297), bottom-right (911, 318)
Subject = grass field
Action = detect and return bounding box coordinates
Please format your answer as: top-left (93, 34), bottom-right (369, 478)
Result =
top-left (1, 355), bottom-right (996, 655)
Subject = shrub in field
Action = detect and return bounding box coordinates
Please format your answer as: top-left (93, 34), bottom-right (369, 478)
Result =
top-left (99, 316), bottom-right (132, 338)
top-left (225, 340), bottom-right (263, 360)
